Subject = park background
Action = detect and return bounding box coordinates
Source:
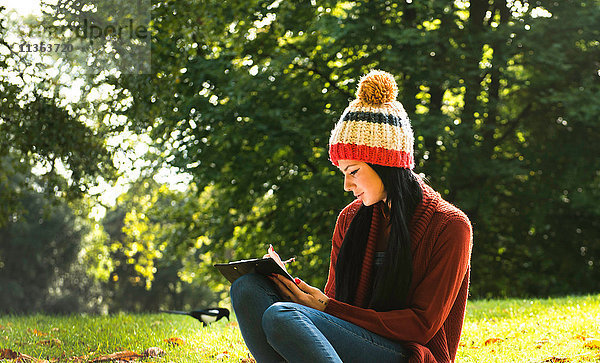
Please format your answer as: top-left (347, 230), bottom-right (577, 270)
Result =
top-left (1, 0), bottom-right (599, 316)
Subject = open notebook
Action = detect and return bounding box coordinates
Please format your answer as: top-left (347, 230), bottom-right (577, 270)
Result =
top-left (214, 257), bottom-right (293, 283)
top-left (214, 244), bottom-right (294, 283)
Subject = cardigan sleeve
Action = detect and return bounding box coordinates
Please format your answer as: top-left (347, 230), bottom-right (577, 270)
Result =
top-left (323, 214), bottom-right (472, 345)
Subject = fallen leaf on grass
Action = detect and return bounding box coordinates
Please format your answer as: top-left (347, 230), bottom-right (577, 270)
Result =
top-left (539, 352), bottom-right (600, 363)
top-left (87, 346), bottom-right (164, 362)
top-left (141, 347), bottom-right (164, 358)
top-left (484, 337), bottom-right (503, 346)
top-left (535, 338), bottom-right (550, 348)
top-left (0, 348), bottom-right (49, 362)
top-left (37, 339), bottom-right (62, 347)
top-left (583, 338), bottom-right (600, 349)
top-left (1, 348), bottom-right (18, 359)
top-left (215, 351), bottom-right (229, 360)
top-left (90, 351), bottom-right (142, 362)
top-left (164, 337), bottom-right (185, 346)
top-left (67, 354), bottom-right (90, 362)
top-left (27, 329), bottom-right (47, 337)
top-left (539, 357), bottom-right (571, 363)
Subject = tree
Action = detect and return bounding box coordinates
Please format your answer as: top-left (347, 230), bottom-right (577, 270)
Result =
top-left (0, 165), bottom-right (105, 313)
top-left (0, 6), bottom-right (118, 226)
top-left (101, 176), bottom-right (218, 311)
top-left (36, 0), bottom-right (600, 298)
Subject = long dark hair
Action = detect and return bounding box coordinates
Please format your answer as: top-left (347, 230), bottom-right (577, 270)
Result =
top-left (334, 164), bottom-right (422, 311)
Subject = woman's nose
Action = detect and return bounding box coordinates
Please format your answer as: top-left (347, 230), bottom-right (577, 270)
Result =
top-left (344, 176), bottom-right (354, 192)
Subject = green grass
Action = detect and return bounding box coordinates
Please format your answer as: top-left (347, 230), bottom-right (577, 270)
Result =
top-left (0, 314), bottom-right (250, 362)
top-left (1, 294), bottom-right (599, 362)
top-left (458, 294), bottom-right (600, 362)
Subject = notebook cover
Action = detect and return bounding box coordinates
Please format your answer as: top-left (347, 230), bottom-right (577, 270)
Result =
top-left (214, 257), bottom-right (294, 283)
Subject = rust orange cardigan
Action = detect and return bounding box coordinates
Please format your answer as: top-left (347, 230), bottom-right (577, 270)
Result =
top-left (323, 181), bottom-right (472, 363)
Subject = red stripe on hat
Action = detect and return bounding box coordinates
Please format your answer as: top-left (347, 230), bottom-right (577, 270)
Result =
top-left (329, 143), bottom-right (414, 169)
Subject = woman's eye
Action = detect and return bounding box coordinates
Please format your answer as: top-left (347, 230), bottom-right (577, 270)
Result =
top-left (349, 169), bottom-right (359, 176)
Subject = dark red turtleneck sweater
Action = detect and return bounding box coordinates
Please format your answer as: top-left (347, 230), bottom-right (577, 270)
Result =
top-left (323, 181), bottom-right (472, 363)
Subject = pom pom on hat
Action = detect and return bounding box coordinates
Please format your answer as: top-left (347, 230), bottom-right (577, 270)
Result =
top-left (356, 70), bottom-right (398, 105)
top-left (329, 69), bottom-right (415, 169)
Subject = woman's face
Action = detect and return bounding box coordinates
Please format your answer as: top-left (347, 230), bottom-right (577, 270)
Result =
top-left (337, 160), bottom-right (386, 206)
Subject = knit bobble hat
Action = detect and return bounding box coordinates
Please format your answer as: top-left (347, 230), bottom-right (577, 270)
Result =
top-left (329, 70), bottom-right (414, 169)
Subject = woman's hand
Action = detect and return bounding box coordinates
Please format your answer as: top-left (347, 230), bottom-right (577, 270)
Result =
top-left (263, 245), bottom-right (295, 269)
top-left (269, 274), bottom-right (330, 311)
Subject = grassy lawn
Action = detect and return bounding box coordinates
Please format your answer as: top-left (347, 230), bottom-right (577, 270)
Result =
top-left (458, 294), bottom-right (600, 362)
top-left (1, 294), bottom-right (599, 362)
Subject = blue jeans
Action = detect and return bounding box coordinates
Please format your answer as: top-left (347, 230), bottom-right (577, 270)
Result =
top-left (230, 273), bottom-right (409, 363)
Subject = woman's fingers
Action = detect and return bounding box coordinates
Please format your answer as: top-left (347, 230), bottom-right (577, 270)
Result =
top-left (275, 274), bottom-right (302, 293)
top-left (269, 274), bottom-right (329, 311)
top-left (268, 274), bottom-right (297, 302)
top-left (270, 275), bottom-right (304, 302)
top-left (294, 278), bottom-right (315, 293)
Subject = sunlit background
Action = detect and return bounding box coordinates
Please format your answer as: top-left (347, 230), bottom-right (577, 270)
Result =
top-left (1, 0), bottom-right (598, 318)
top-left (3, 0), bottom-right (191, 220)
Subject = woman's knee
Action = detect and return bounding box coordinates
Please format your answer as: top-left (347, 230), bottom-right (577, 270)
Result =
top-left (262, 302), bottom-right (284, 338)
top-left (262, 302), bottom-right (298, 336)
top-left (230, 273), bottom-right (268, 306)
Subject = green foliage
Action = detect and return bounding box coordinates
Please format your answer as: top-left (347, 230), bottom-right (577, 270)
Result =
top-left (0, 6), bottom-right (118, 227)
top-left (0, 169), bottom-right (105, 314)
top-left (2, 0), bottom-right (599, 302)
top-left (109, 0), bottom-right (600, 297)
top-left (101, 176), bottom-right (218, 312)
